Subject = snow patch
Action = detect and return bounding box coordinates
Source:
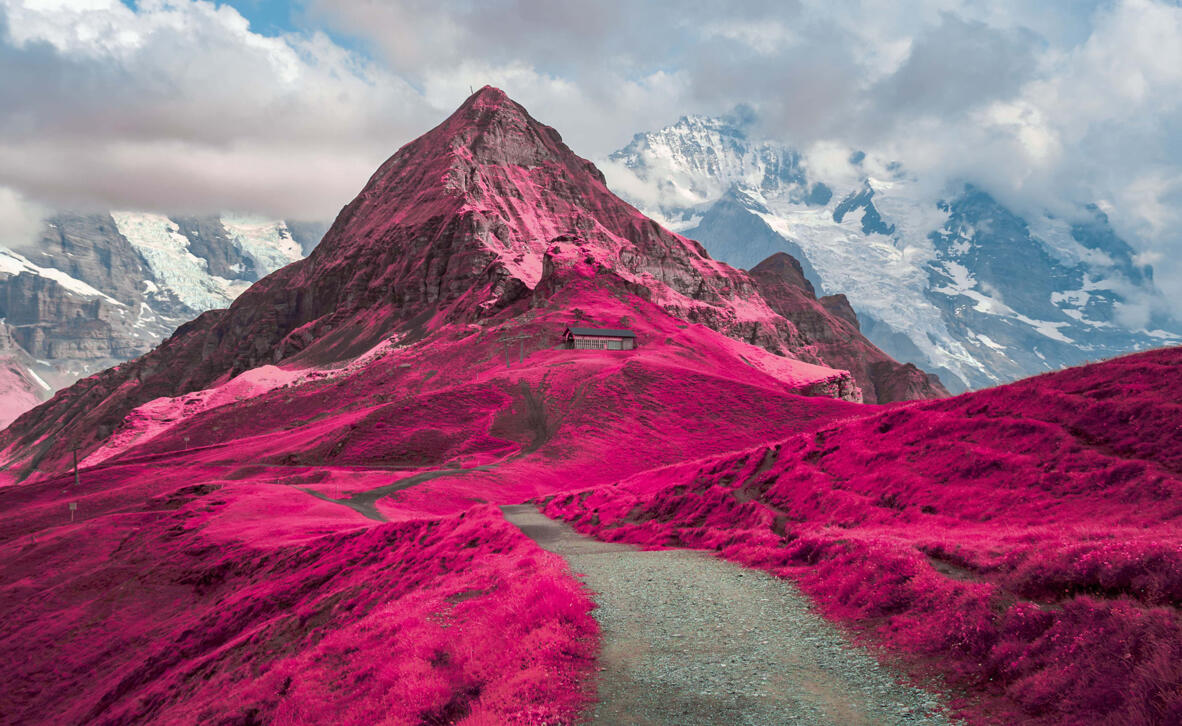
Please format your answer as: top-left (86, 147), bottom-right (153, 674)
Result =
top-left (0, 248), bottom-right (125, 305)
top-left (26, 368), bottom-right (50, 391)
top-left (974, 333), bottom-right (1006, 352)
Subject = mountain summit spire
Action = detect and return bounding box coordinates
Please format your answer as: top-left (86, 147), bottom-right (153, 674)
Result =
top-left (415, 84), bottom-right (572, 169)
top-left (463, 84), bottom-right (512, 108)
top-left (2, 88), bottom-right (876, 475)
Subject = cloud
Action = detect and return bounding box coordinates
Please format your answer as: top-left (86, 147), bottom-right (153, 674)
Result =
top-left (0, 0), bottom-right (1178, 309)
top-left (0, 186), bottom-right (46, 250)
top-left (0, 0), bottom-right (434, 219)
top-left (869, 14), bottom-right (1040, 119)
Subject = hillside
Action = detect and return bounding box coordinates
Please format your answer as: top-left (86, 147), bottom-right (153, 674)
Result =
top-left (545, 346), bottom-right (1182, 724)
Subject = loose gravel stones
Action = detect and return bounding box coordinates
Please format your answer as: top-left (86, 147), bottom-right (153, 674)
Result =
top-left (502, 505), bottom-right (955, 726)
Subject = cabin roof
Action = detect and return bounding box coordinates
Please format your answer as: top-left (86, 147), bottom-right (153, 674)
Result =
top-left (564, 326), bottom-right (637, 338)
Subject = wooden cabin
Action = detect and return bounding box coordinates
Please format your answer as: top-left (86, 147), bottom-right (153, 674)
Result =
top-left (562, 327), bottom-right (637, 351)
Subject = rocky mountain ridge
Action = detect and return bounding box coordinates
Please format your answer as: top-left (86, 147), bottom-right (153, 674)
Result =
top-left (749, 252), bottom-right (947, 404)
top-left (606, 113), bottom-right (1181, 391)
top-left (0, 212), bottom-right (322, 426)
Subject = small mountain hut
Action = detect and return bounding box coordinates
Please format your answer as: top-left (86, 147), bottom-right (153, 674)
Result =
top-left (562, 327), bottom-right (637, 350)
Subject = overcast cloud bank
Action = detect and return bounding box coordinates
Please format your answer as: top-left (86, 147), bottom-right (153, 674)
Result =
top-left (0, 0), bottom-right (1179, 301)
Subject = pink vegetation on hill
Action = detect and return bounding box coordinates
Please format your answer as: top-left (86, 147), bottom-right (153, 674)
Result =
top-left (88, 253), bottom-right (862, 505)
top-left (0, 271), bottom-right (866, 724)
top-left (544, 347), bottom-right (1182, 725)
top-left (80, 364), bottom-right (312, 467)
top-left (0, 481), bottom-right (595, 725)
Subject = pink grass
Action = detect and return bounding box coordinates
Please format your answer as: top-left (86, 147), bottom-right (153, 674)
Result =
top-left (0, 498), bottom-right (597, 725)
top-left (543, 348), bottom-right (1182, 725)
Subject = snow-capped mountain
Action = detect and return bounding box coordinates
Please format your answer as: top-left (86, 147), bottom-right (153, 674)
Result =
top-left (605, 114), bottom-right (1181, 392)
top-left (0, 212), bottom-right (323, 426)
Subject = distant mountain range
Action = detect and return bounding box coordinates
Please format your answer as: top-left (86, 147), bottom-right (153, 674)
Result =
top-left (0, 213), bottom-right (325, 426)
top-left (605, 113), bottom-right (1181, 392)
top-left (4, 107), bottom-right (1175, 427)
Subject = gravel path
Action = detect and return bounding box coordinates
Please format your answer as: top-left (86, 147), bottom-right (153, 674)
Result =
top-left (501, 505), bottom-right (955, 726)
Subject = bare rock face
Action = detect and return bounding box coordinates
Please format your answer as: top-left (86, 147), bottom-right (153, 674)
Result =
top-left (0, 273), bottom-right (110, 329)
top-left (28, 214), bottom-right (149, 304)
top-left (749, 252), bottom-right (949, 404)
top-left (0, 208), bottom-right (319, 429)
top-left (819, 294), bottom-right (859, 329)
top-left (3, 87), bottom-right (863, 474)
top-left (172, 217), bottom-right (258, 280)
top-left (755, 248), bottom-right (816, 296)
top-left (0, 273), bottom-right (158, 377)
top-left (0, 215), bottom-right (190, 411)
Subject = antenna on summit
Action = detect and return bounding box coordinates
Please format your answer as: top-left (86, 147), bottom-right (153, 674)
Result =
top-left (469, 85), bottom-right (474, 95)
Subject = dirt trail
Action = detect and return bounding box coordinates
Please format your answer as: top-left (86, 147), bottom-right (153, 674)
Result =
top-left (296, 464), bottom-right (497, 521)
top-left (501, 505), bottom-right (954, 726)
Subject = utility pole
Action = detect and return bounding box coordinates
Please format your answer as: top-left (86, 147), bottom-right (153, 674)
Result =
top-left (497, 334), bottom-right (530, 367)
top-left (73, 448), bottom-right (79, 487)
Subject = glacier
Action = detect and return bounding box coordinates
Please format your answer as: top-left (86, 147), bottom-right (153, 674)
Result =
top-left (605, 114), bottom-right (1181, 391)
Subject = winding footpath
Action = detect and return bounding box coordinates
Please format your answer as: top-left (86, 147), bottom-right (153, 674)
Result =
top-left (501, 505), bottom-right (956, 726)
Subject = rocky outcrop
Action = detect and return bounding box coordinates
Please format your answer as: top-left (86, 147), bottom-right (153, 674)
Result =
top-left (750, 252), bottom-right (948, 404)
top-left (28, 214), bottom-right (149, 304)
top-left (172, 217), bottom-right (258, 280)
top-left (819, 294), bottom-right (859, 329)
top-left (0, 270), bottom-right (165, 381)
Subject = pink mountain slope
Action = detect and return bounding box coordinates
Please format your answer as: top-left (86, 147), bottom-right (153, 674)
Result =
top-left (545, 346), bottom-right (1182, 725)
top-left (0, 86), bottom-right (880, 481)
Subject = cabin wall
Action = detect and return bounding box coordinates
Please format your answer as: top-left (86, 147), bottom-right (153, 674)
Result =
top-left (570, 335), bottom-right (635, 351)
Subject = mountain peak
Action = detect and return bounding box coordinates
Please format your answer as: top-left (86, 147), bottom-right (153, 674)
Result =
top-left (751, 252), bottom-right (815, 297)
top-left (349, 86), bottom-right (573, 213)
top-left (428, 85), bottom-right (564, 163)
top-left (462, 85), bottom-right (512, 109)
top-left (448, 85), bottom-right (528, 133)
